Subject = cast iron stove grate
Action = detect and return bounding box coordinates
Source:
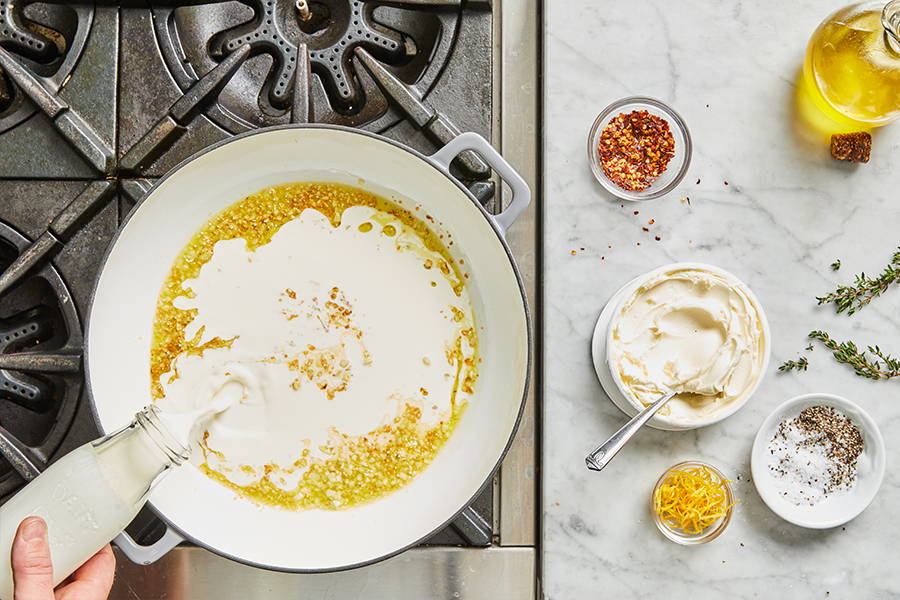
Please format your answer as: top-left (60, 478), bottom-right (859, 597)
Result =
top-left (0, 1), bottom-right (94, 133)
top-left (0, 0), bottom-right (497, 553)
top-left (0, 221), bottom-right (84, 498)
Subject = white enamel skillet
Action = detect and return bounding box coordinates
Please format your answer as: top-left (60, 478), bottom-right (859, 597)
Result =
top-left (86, 125), bottom-right (531, 572)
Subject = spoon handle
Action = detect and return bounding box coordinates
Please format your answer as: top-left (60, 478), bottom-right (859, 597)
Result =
top-left (585, 391), bottom-right (676, 472)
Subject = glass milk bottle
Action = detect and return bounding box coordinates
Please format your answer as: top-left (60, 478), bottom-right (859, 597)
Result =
top-left (0, 405), bottom-right (188, 599)
top-left (803, 0), bottom-right (900, 126)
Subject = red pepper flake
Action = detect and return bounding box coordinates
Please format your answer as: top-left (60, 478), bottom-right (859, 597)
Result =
top-left (648, 219), bottom-right (655, 225)
top-left (598, 110), bottom-right (676, 192)
top-left (655, 236), bottom-right (661, 241)
top-left (696, 178), bottom-right (701, 185)
top-left (636, 242), bottom-right (641, 246)
top-left (642, 227), bottom-right (649, 232)
top-left (570, 250), bottom-right (576, 255)
top-left (724, 180), bottom-right (729, 185)
top-left (601, 256), bottom-right (605, 260)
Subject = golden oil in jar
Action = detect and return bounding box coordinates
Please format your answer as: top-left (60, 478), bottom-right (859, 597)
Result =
top-left (802, 0), bottom-right (900, 127)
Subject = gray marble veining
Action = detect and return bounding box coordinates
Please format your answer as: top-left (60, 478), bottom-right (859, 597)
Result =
top-left (543, 1), bottom-right (900, 598)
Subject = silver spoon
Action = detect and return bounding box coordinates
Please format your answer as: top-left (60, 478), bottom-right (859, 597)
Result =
top-left (585, 390), bottom-right (677, 472)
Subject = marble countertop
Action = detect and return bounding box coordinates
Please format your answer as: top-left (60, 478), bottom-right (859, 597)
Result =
top-left (542, 1), bottom-right (900, 598)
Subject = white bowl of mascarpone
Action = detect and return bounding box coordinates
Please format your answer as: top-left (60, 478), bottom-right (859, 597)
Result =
top-left (591, 263), bottom-right (770, 430)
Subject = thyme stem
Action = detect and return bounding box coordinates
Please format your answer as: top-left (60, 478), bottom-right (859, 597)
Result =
top-left (778, 357), bottom-right (809, 372)
top-left (809, 331), bottom-right (900, 380)
top-left (817, 248), bottom-right (900, 315)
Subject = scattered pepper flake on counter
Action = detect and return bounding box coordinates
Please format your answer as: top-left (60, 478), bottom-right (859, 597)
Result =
top-left (653, 464), bottom-right (736, 535)
top-left (598, 110), bottom-right (675, 192)
top-left (830, 132), bottom-right (871, 163)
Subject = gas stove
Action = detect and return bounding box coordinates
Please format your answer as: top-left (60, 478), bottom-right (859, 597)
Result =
top-left (0, 1), bottom-right (538, 598)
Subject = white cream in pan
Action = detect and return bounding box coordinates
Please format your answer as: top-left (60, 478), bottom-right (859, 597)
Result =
top-left (152, 184), bottom-right (478, 509)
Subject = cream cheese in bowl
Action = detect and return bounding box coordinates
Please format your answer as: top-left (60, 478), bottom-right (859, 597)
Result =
top-left (591, 263), bottom-right (770, 430)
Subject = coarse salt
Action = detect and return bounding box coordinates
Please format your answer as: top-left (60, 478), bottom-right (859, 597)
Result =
top-left (766, 406), bottom-right (863, 506)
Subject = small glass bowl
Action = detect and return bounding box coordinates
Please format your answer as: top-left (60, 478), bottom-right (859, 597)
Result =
top-left (651, 461), bottom-right (734, 545)
top-left (587, 96), bottom-right (692, 201)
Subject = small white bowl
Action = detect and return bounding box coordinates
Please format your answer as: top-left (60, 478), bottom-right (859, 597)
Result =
top-left (590, 263), bottom-right (771, 431)
top-left (751, 393), bottom-right (886, 529)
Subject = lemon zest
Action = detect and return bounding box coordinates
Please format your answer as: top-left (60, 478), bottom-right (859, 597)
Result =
top-left (653, 465), bottom-right (737, 534)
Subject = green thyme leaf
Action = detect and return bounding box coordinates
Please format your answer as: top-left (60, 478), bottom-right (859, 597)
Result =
top-left (817, 248), bottom-right (900, 315)
top-left (809, 330), bottom-right (900, 380)
top-left (778, 356), bottom-right (809, 372)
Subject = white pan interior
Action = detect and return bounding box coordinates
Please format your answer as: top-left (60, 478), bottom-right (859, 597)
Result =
top-left (87, 127), bottom-right (528, 571)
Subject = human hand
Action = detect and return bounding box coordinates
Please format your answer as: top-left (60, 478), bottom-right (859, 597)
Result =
top-left (11, 517), bottom-right (115, 600)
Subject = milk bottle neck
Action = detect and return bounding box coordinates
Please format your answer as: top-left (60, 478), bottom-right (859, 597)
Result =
top-left (130, 404), bottom-right (191, 466)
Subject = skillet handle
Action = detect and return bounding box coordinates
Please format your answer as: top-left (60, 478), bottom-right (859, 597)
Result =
top-left (428, 132), bottom-right (531, 235)
top-left (113, 528), bottom-right (184, 565)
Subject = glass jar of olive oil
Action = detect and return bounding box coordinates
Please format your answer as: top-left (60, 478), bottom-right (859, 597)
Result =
top-left (803, 0), bottom-right (900, 126)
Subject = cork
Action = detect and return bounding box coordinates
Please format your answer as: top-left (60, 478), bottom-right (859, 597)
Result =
top-left (830, 132), bottom-right (871, 163)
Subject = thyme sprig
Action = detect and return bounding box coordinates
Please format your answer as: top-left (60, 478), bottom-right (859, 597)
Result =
top-left (778, 356), bottom-right (809, 372)
top-left (817, 248), bottom-right (900, 315)
top-left (809, 330), bottom-right (900, 380)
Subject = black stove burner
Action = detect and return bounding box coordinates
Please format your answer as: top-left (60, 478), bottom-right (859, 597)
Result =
top-left (210, 0), bottom-right (404, 114)
top-left (0, 66), bottom-right (10, 112)
top-left (152, 0), bottom-right (459, 132)
top-left (0, 2), bottom-right (93, 133)
top-left (0, 221), bottom-right (82, 498)
top-left (0, 0), bottom-right (61, 64)
top-left (0, 307), bottom-right (54, 410)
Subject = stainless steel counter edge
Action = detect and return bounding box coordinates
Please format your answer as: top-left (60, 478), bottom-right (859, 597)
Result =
top-left (497, 0), bottom-right (540, 551)
top-left (111, 546), bottom-right (536, 599)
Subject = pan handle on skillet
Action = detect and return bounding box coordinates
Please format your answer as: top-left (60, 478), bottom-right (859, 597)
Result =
top-left (428, 132), bottom-right (531, 236)
top-left (113, 528), bottom-right (184, 565)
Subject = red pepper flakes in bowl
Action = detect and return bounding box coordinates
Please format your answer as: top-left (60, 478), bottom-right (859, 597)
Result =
top-left (598, 110), bottom-right (676, 192)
